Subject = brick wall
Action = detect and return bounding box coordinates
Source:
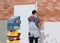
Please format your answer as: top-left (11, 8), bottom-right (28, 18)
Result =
top-left (0, 0), bottom-right (60, 22)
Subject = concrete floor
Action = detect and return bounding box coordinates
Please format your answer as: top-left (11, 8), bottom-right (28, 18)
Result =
top-left (0, 20), bottom-right (44, 43)
top-left (1, 20), bottom-right (60, 43)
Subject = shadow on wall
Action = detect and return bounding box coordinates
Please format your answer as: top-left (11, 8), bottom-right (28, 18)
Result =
top-left (39, 22), bottom-right (44, 43)
top-left (40, 22), bottom-right (50, 43)
top-left (0, 20), bottom-right (7, 43)
top-left (40, 22), bottom-right (54, 43)
top-left (40, 22), bottom-right (60, 43)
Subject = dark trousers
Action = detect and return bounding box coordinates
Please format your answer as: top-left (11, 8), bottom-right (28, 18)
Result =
top-left (29, 37), bottom-right (38, 43)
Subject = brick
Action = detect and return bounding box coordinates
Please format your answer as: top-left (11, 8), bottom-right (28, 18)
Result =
top-left (0, 0), bottom-right (60, 21)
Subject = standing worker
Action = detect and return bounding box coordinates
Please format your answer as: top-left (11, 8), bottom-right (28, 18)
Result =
top-left (28, 10), bottom-right (40, 43)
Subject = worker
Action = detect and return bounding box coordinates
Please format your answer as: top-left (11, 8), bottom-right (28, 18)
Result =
top-left (28, 10), bottom-right (40, 43)
top-left (7, 16), bottom-right (21, 43)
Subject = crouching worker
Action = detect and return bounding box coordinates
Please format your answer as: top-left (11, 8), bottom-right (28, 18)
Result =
top-left (28, 10), bottom-right (40, 43)
top-left (7, 16), bottom-right (21, 43)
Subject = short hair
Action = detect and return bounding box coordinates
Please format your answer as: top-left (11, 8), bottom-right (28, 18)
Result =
top-left (32, 10), bottom-right (37, 14)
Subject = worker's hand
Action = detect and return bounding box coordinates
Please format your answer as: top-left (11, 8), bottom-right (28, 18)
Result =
top-left (16, 20), bottom-right (19, 24)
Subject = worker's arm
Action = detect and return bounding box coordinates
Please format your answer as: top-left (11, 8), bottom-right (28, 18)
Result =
top-left (38, 19), bottom-right (44, 29)
top-left (38, 23), bottom-right (40, 28)
top-left (37, 17), bottom-right (40, 28)
top-left (37, 17), bottom-right (43, 29)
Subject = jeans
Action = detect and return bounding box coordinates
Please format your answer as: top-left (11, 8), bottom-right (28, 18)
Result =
top-left (29, 37), bottom-right (38, 43)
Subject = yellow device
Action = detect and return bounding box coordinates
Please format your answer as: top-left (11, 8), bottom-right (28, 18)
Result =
top-left (7, 40), bottom-right (20, 43)
top-left (7, 30), bottom-right (20, 43)
top-left (7, 30), bottom-right (19, 37)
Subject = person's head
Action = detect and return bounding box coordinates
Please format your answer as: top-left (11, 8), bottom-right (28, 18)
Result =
top-left (32, 10), bottom-right (37, 15)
